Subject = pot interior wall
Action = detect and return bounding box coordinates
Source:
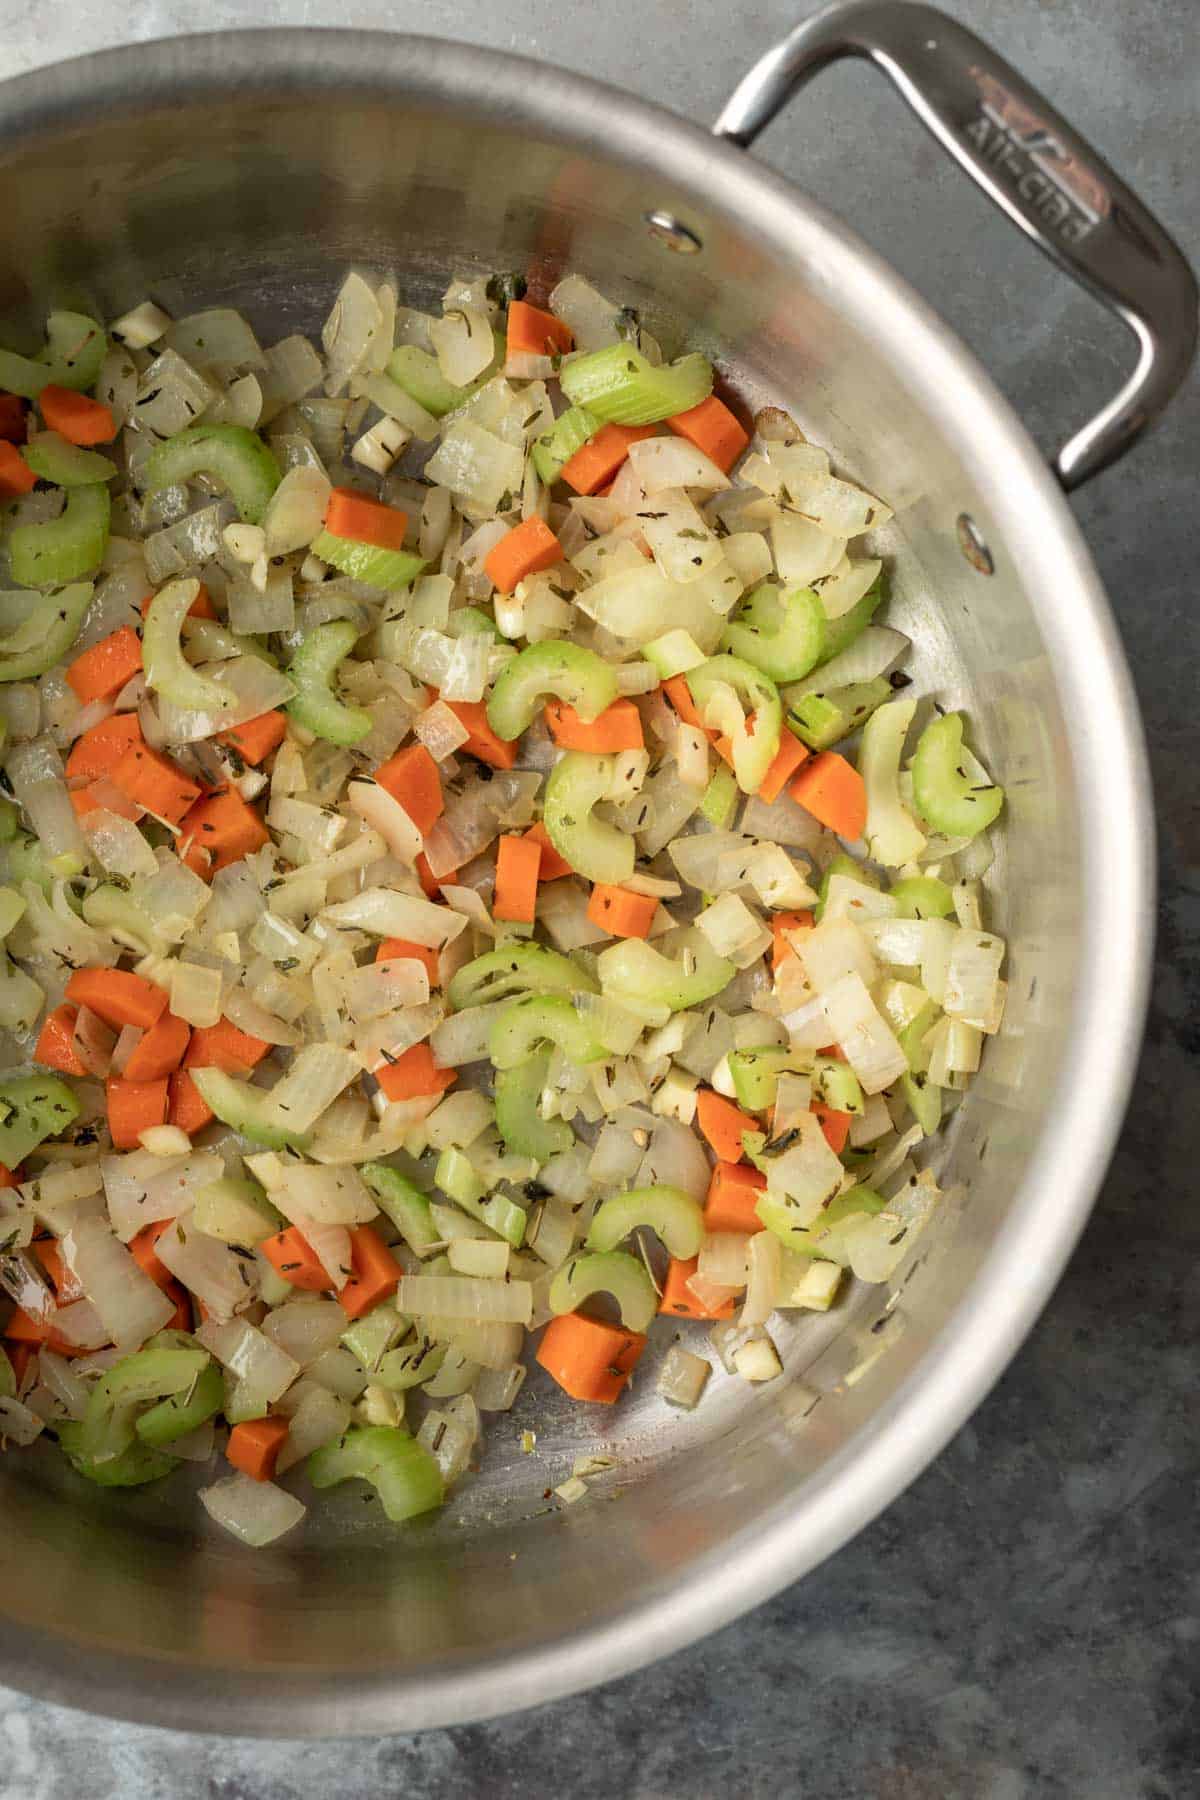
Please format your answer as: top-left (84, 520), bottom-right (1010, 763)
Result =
top-left (0, 64), bottom-right (1082, 1722)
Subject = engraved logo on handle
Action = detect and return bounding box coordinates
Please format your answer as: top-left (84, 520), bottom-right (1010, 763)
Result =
top-left (962, 68), bottom-right (1110, 245)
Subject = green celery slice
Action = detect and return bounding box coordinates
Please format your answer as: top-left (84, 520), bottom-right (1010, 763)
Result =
top-left (0, 311), bottom-right (106, 399)
top-left (560, 344), bottom-right (713, 426)
top-left (531, 405), bottom-right (599, 484)
top-left (308, 1425), bottom-right (444, 1522)
top-left (446, 944), bottom-right (595, 1012)
top-left (488, 994), bottom-right (607, 1070)
top-left (586, 1185), bottom-right (705, 1259)
top-left (10, 484), bottom-right (109, 587)
top-left (143, 424), bottom-right (281, 524)
top-left (494, 1052), bottom-right (572, 1162)
top-left (0, 1074), bottom-right (80, 1165)
top-left (543, 751), bottom-right (634, 883)
top-left (686, 655), bottom-right (782, 794)
top-left (548, 1249), bottom-right (658, 1332)
top-left (22, 432), bottom-right (116, 486)
top-left (486, 641), bottom-right (617, 741)
top-left (722, 583), bottom-right (825, 683)
top-left (284, 619), bottom-right (371, 746)
top-left (0, 582), bottom-right (92, 682)
top-left (911, 711), bottom-right (1005, 840)
top-left (312, 528), bottom-right (425, 592)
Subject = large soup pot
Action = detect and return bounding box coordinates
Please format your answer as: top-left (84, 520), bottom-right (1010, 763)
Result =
top-left (0, 0), bottom-right (1193, 1736)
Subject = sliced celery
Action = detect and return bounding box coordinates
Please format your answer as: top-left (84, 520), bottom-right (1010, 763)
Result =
top-left (188, 1067), bottom-right (310, 1150)
top-left (308, 1425), bottom-right (444, 1522)
top-left (597, 927), bottom-right (735, 1013)
top-left (815, 572), bottom-right (886, 667)
top-left (0, 311), bottom-right (106, 399)
top-left (787, 676), bottom-right (892, 751)
top-left (136, 1359), bottom-right (225, 1448)
top-left (386, 346), bottom-right (467, 418)
top-left (362, 1163), bottom-right (440, 1256)
top-left (80, 1344), bottom-right (210, 1463)
top-left (144, 424), bottom-right (281, 524)
top-left (644, 629), bottom-right (707, 681)
top-left (548, 1249), bottom-right (657, 1332)
top-left (488, 993), bottom-right (607, 1070)
top-left (686, 655), bottom-right (782, 794)
top-left (560, 344), bottom-right (713, 426)
top-left (531, 405), bottom-right (598, 483)
top-left (341, 1300), bottom-right (409, 1372)
top-left (0, 581), bottom-right (92, 682)
top-left (888, 875), bottom-right (955, 920)
top-left (311, 528), bottom-right (425, 592)
top-left (722, 583), bottom-right (825, 683)
top-left (285, 619), bottom-right (371, 746)
top-left (193, 1176), bottom-right (281, 1248)
top-left (447, 944), bottom-right (595, 1012)
top-left (10, 484), bottom-right (109, 587)
top-left (813, 1054), bottom-right (864, 1116)
top-left (494, 1051), bottom-right (572, 1162)
top-left (486, 642), bottom-right (617, 741)
top-left (436, 1145), bottom-right (485, 1209)
top-left (757, 1184), bottom-right (887, 1259)
top-left (911, 712), bottom-right (1005, 840)
top-left (58, 1422), bottom-right (179, 1487)
top-left (0, 1074), bottom-right (80, 1165)
top-left (586, 1185), bottom-right (705, 1259)
top-left (727, 1046), bottom-right (794, 1113)
top-left (376, 1338), bottom-right (448, 1392)
top-left (699, 762), bottom-right (739, 828)
top-left (145, 576), bottom-right (231, 713)
top-left (82, 882), bottom-right (165, 956)
top-left (22, 432), bottom-right (116, 486)
top-left (543, 751), bottom-right (634, 883)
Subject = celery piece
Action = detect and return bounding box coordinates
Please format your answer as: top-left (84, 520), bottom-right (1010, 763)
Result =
top-left (787, 676), bottom-right (892, 751)
top-left (861, 698), bottom-right (926, 866)
top-left (311, 528), bottom-right (424, 592)
top-left (81, 882), bottom-right (164, 956)
top-left (727, 1046), bottom-right (793, 1114)
top-left (699, 763), bottom-right (739, 829)
top-left (10, 484), bottom-right (109, 587)
top-left (285, 619), bottom-right (371, 746)
top-left (597, 927), bottom-right (735, 1014)
top-left (888, 875), bottom-right (955, 920)
top-left (376, 1338), bottom-right (447, 1392)
top-left (362, 1163), bottom-right (440, 1256)
top-left (341, 1300), bottom-right (409, 1373)
top-left (531, 405), bottom-right (598, 484)
top-left (494, 1052), bottom-right (572, 1162)
top-left (308, 1425), bottom-right (444, 1522)
top-left (722, 583), bottom-right (825, 684)
top-left (487, 641), bottom-right (617, 741)
top-left (193, 1176), bottom-right (281, 1248)
top-left (80, 1344), bottom-right (210, 1463)
top-left (548, 1249), bottom-right (657, 1332)
top-left (136, 1358), bottom-right (225, 1448)
top-left (447, 606), bottom-right (499, 640)
top-left (58, 1421), bottom-right (179, 1487)
top-left (815, 572), bottom-right (886, 667)
top-left (0, 1074), bottom-right (80, 1166)
top-left (687, 655), bottom-right (782, 794)
top-left (644, 629), bottom-right (706, 681)
top-left (911, 712), bottom-right (1004, 840)
top-left (447, 944), bottom-right (596, 1012)
top-left (22, 431), bottom-right (116, 486)
top-left (144, 424), bottom-right (281, 524)
top-left (436, 1145), bottom-right (486, 1209)
top-left (188, 1067), bottom-right (310, 1151)
top-left (543, 751), bottom-right (634, 884)
top-left (0, 311), bottom-right (106, 399)
top-left (560, 344), bottom-right (713, 427)
top-left (586, 1185), bottom-right (705, 1259)
top-left (902, 1067), bottom-right (942, 1136)
top-left (488, 994), bottom-right (606, 1071)
top-left (756, 1184), bottom-right (887, 1259)
top-left (145, 576), bottom-right (231, 712)
top-left (386, 346), bottom-right (467, 418)
top-left (0, 582), bottom-right (92, 683)
top-left (813, 1054), bottom-right (865, 1116)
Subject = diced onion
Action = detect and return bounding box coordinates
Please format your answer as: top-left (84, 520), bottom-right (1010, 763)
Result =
top-left (200, 1471), bottom-right (306, 1546)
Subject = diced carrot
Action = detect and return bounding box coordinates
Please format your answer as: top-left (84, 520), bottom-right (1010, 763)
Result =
top-left (586, 884), bottom-right (658, 939)
top-left (164, 1280), bottom-right (192, 1332)
top-left (65, 713), bottom-right (143, 781)
top-left (812, 1100), bottom-right (852, 1155)
top-left (33, 1238), bottom-right (85, 1303)
top-left (374, 1043), bottom-right (457, 1103)
top-left (535, 1311), bottom-right (646, 1403)
top-left (107, 1076), bottom-right (169, 1149)
top-left (659, 1255), bottom-right (736, 1320)
top-left (416, 852), bottom-right (453, 899)
top-left (140, 583), bottom-right (216, 622)
top-left (122, 1012), bottom-right (190, 1083)
top-left (695, 1089), bottom-right (759, 1163)
top-left (373, 743), bottom-right (443, 834)
top-left (705, 1161), bottom-right (768, 1234)
top-left (66, 625), bottom-right (143, 703)
top-left (129, 1218), bottom-right (176, 1288)
top-left (0, 441), bottom-right (36, 498)
top-left (790, 751), bottom-right (868, 841)
top-left (180, 786), bottom-right (269, 872)
top-left (261, 1225), bottom-right (333, 1293)
top-left (34, 1003), bottom-right (88, 1076)
top-left (226, 1415), bottom-right (290, 1482)
top-left (180, 840), bottom-right (213, 881)
top-left (216, 708), bottom-right (287, 766)
top-left (758, 732), bottom-right (811, 803)
top-left (337, 1224), bottom-right (403, 1320)
top-left (3, 1307), bottom-right (85, 1357)
top-left (484, 517), bottom-right (564, 594)
top-left (375, 938), bottom-right (440, 984)
top-left (111, 742), bottom-right (201, 826)
top-left (524, 820), bottom-right (573, 881)
top-left (560, 423), bottom-right (657, 496)
top-left (0, 394), bottom-right (27, 443)
top-left (667, 395), bottom-right (750, 474)
top-left (506, 300), bottom-right (572, 359)
top-left (167, 1070), bottom-right (213, 1136)
top-left (662, 674), bottom-right (706, 731)
top-left (770, 909), bottom-right (814, 973)
top-left (185, 1018), bottom-right (270, 1074)
top-left (39, 384), bottom-right (115, 446)
top-left (324, 486), bottom-right (407, 551)
top-left (493, 834), bottom-right (541, 924)
top-left (66, 968), bottom-right (167, 1031)
top-left (0, 1164), bottom-right (20, 1189)
top-left (442, 699), bottom-right (517, 769)
top-left (544, 697), bottom-right (645, 753)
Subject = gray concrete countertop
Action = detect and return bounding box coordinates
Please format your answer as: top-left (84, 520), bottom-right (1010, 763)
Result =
top-left (1, 2), bottom-right (1196, 1794)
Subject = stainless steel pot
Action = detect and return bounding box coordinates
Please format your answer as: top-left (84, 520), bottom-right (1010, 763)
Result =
top-left (0, 2), bottom-right (1193, 1736)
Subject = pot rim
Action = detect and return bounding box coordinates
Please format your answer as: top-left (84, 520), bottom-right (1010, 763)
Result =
top-left (0, 27), bottom-right (1154, 1736)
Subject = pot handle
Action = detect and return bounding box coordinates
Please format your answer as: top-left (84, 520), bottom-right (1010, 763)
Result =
top-left (714, 0), bottom-right (1197, 490)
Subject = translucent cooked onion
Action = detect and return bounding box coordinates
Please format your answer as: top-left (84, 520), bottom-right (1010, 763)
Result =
top-left (397, 1275), bottom-right (533, 1325)
top-left (62, 1216), bottom-right (175, 1349)
top-left (200, 1472), bottom-right (306, 1546)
